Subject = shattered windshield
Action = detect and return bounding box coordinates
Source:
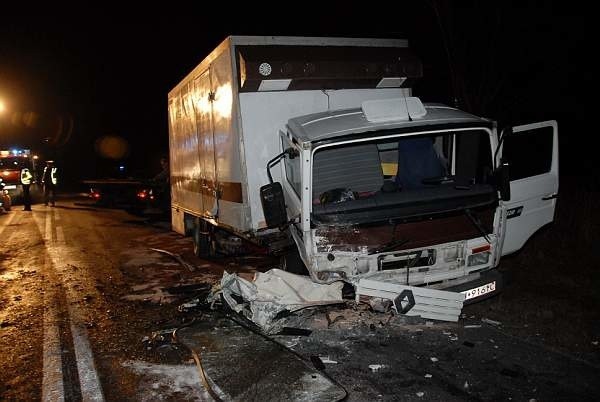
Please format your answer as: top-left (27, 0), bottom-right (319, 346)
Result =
top-left (311, 129), bottom-right (495, 223)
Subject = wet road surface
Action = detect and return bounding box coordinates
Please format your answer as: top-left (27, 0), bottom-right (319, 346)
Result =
top-left (1, 197), bottom-right (599, 401)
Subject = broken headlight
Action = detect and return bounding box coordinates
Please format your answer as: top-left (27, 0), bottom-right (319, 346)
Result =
top-left (467, 251), bottom-right (490, 266)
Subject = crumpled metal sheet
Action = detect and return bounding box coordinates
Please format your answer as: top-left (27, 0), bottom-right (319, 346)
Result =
top-left (218, 269), bottom-right (343, 333)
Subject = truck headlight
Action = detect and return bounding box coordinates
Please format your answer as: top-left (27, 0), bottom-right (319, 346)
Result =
top-left (468, 251), bottom-right (490, 266)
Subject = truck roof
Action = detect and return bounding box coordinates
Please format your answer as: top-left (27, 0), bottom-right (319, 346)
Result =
top-left (169, 36), bottom-right (417, 97)
top-left (287, 103), bottom-right (493, 143)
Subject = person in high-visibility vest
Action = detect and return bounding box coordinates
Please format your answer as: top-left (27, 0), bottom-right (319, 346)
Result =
top-left (20, 167), bottom-right (33, 211)
top-left (42, 160), bottom-right (58, 207)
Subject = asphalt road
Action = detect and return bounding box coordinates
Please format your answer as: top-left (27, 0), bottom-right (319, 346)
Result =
top-left (1, 196), bottom-right (599, 401)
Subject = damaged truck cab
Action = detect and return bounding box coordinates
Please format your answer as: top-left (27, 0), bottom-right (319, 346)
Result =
top-left (265, 100), bottom-right (558, 303)
top-left (168, 36), bottom-right (558, 304)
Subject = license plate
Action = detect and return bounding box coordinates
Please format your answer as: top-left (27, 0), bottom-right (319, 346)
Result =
top-left (4, 185), bottom-right (16, 190)
top-left (461, 281), bottom-right (496, 300)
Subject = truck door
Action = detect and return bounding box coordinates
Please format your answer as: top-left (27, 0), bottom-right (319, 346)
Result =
top-left (501, 120), bottom-right (558, 256)
top-left (194, 70), bottom-right (218, 218)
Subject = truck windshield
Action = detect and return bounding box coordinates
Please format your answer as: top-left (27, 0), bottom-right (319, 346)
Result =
top-left (311, 129), bottom-right (496, 224)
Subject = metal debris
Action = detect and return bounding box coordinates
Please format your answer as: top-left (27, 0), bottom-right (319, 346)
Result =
top-left (482, 317), bottom-right (502, 326)
top-left (150, 248), bottom-right (196, 272)
top-left (215, 269), bottom-right (343, 333)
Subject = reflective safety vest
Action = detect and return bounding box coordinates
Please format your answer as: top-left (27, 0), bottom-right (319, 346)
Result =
top-left (51, 167), bottom-right (58, 185)
top-left (43, 166), bottom-right (58, 185)
top-left (21, 168), bottom-right (33, 185)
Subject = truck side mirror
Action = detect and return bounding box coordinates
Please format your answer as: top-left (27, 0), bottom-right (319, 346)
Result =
top-left (260, 182), bottom-right (288, 228)
top-left (498, 160), bottom-right (511, 201)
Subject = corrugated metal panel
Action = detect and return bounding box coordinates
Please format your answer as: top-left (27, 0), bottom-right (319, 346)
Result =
top-left (356, 278), bottom-right (465, 322)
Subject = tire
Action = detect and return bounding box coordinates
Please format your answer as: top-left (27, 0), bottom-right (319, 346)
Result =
top-left (280, 248), bottom-right (309, 275)
top-left (192, 220), bottom-right (215, 258)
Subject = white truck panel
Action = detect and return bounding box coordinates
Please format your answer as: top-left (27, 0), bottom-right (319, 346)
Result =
top-left (239, 91), bottom-right (329, 229)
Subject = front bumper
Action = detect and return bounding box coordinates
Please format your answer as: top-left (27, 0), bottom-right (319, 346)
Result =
top-left (445, 269), bottom-right (503, 305)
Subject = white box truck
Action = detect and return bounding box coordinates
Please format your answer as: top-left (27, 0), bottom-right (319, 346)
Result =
top-left (168, 36), bottom-right (558, 303)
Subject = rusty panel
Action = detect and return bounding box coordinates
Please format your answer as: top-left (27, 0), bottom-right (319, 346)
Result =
top-left (316, 206), bottom-right (495, 252)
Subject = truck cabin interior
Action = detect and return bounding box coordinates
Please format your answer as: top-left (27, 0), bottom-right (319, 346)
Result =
top-left (310, 129), bottom-right (497, 224)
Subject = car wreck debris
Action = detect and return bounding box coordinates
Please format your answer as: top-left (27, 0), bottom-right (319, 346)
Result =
top-left (213, 269), bottom-right (343, 333)
top-left (149, 248), bottom-right (196, 272)
top-left (356, 278), bottom-right (465, 322)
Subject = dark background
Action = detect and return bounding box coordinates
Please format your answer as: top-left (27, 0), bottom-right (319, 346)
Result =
top-left (0, 2), bottom-right (586, 186)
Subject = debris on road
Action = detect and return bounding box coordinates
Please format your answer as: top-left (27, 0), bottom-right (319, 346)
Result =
top-left (430, 357), bottom-right (439, 362)
top-left (175, 312), bottom-right (347, 401)
top-left (416, 391), bottom-right (425, 397)
top-left (368, 364), bottom-right (387, 372)
top-left (482, 317), bottom-right (502, 326)
top-left (149, 248), bottom-right (196, 272)
top-left (214, 269), bottom-right (343, 333)
top-left (356, 278), bottom-right (465, 322)
top-left (424, 374), bottom-right (432, 379)
top-left (319, 356), bottom-right (338, 364)
top-left (464, 324), bottom-right (482, 329)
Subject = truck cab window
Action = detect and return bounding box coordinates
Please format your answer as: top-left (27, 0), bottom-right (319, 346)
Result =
top-left (503, 126), bottom-right (553, 180)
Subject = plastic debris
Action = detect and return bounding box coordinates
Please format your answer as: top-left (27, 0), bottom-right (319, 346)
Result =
top-left (430, 357), bottom-right (439, 362)
top-left (319, 356), bottom-right (338, 364)
top-left (464, 380), bottom-right (469, 389)
top-left (424, 374), bottom-right (432, 379)
top-left (369, 364), bottom-right (387, 372)
top-left (416, 392), bottom-right (425, 397)
top-left (368, 297), bottom-right (392, 313)
top-left (215, 269), bottom-right (343, 333)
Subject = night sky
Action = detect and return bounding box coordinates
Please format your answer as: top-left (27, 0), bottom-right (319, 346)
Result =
top-left (0, 3), bottom-right (586, 186)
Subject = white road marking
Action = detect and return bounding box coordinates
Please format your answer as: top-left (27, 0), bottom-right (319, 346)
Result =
top-left (68, 318), bottom-right (105, 401)
top-left (42, 278), bottom-right (66, 402)
top-left (37, 207), bottom-right (105, 401)
top-left (56, 225), bottom-right (65, 243)
top-left (45, 211), bottom-right (53, 242)
top-left (0, 209), bottom-right (19, 238)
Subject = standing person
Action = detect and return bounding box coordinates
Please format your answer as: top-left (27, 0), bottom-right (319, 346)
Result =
top-left (20, 167), bottom-right (33, 211)
top-left (42, 160), bottom-right (58, 206)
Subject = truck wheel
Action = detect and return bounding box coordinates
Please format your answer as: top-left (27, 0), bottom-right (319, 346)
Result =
top-left (280, 249), bottom-right (309, 276)
top-left (193, 221), bottom-right (216, 258)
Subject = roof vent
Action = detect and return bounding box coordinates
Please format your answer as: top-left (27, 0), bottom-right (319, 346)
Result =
top-left (362, 97), bottom-right (426, 123)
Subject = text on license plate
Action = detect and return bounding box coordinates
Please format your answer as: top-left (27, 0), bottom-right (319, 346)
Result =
top-left (461, 281), bottom-right (496, 300)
